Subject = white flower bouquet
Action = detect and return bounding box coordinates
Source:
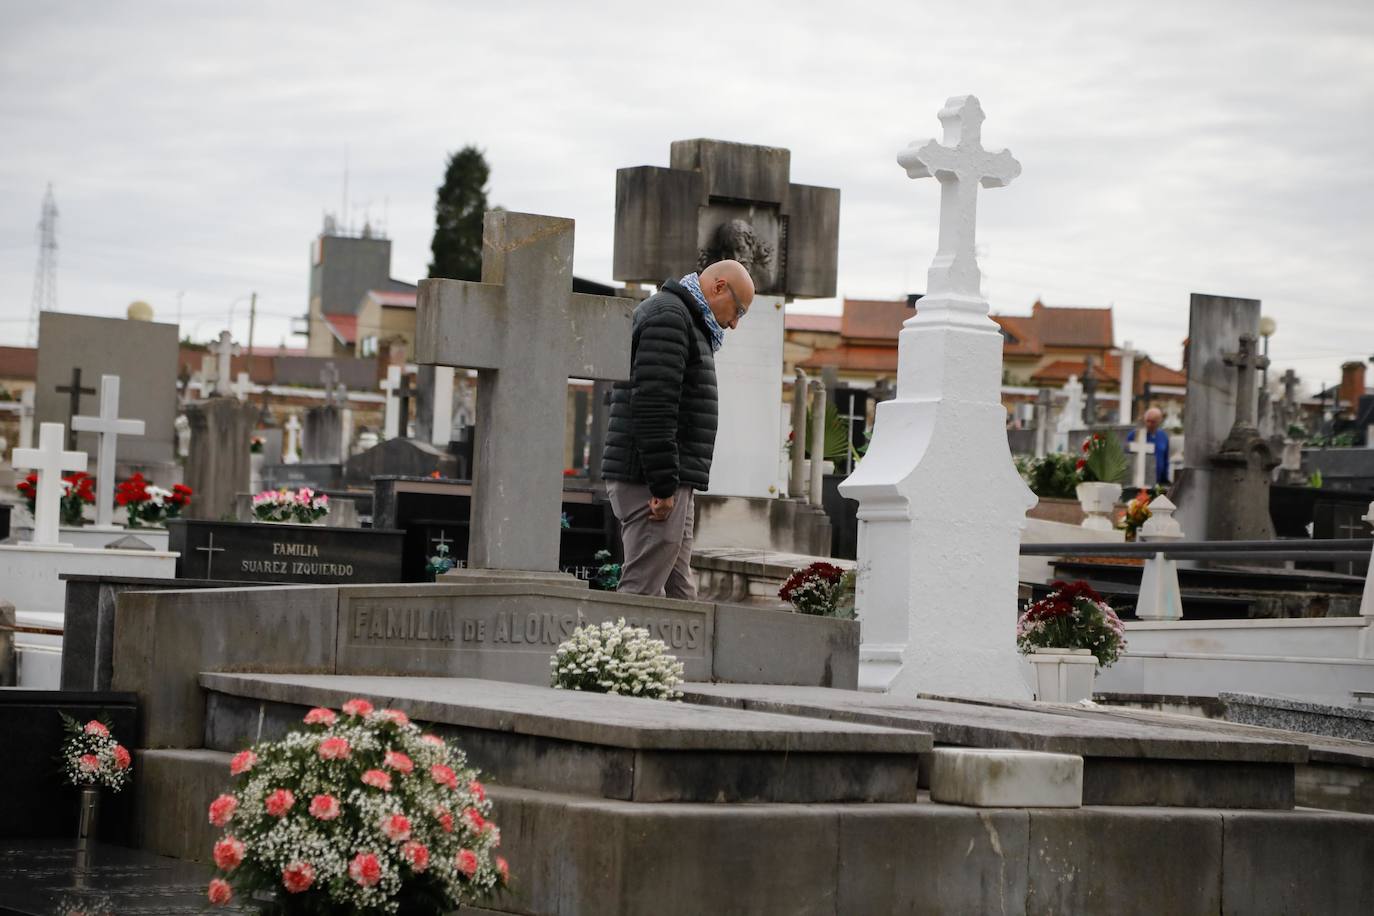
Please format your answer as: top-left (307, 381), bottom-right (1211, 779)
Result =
top-left (204, 698), bottom-right (507, 912)
top-left (550, 618), bottom-right (684, 700)
top-left (252, 487), bottom-right (330, 524)
top-left (59, 714), bottom-right (132, 792)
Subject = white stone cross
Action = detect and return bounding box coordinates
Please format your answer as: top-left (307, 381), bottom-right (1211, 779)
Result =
top-left (416, 210), bottom-right (631, 572)
top-left (232, 371), bottom-right (252, 401)
top-left (838, 96), bottom-right (1032, 700)
top-left (12, 422), bottom-right (87, 546)
top-left (379, 364), bottom-right (402, 439)
top-left (1129, 428), bottom-right (1156, 489)
top-left (209, 331), bottom-right (240, 397)
top-left (71, 375), bottom-right (145, 528)
top-left (284, 414), bottom-right (301, 465)
top-left (897, 95), bottom-right (1021, 322)
top-left (1052, 375), bottom-right (1082, 453)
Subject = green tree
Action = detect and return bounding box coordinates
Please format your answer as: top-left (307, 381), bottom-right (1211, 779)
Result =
top-left (428, 146), bottom-right (490, 280)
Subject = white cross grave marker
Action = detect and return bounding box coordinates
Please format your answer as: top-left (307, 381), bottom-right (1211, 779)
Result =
top-left (209, 331), bottom-right (240, 397)
top-left (1054, 374), bottom-right (1083, 453)
top-left (12, 422), bottom-right (87, 546)
top-left (379, 365), bottom-right (402, 439)
top-left (284, 414), bottom-right (301, 465)
top-left (232, 371), bottom-right (252, 401)
top-left (1132, 431), bottom-right (1154, 491)
top-left (416, 210), bottom-right (631, 571)
top-left (839, 95), bottom-right (1032, 698)
top-left (71, 375), bottom-right (145, 528)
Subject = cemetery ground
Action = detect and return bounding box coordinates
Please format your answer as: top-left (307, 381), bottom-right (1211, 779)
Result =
top-left (2, 111), bottom-right (1374, 913)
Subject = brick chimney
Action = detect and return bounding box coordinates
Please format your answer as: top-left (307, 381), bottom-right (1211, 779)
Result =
top-left (1339, 360), bottom-right (1366, 408)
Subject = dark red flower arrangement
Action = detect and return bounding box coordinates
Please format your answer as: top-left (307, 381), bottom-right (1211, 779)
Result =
top-left (779, 562), bottom-right (854, 618)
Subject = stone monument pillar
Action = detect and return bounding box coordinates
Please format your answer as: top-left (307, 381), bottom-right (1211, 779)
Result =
top-left (839, 96), bottom-right (1033, 699)
top-left (184, 398), bottom-right (257, 521)
top-left (613, 138), bottom-right (841, 499)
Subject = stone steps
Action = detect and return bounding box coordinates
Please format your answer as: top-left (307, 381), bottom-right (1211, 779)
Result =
top-left (198, 673), bottom-right (931, 805)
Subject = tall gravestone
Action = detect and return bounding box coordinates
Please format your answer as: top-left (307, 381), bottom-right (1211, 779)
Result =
top-left (184, 398), bottom-right (257, 521)
top-left (35, 312), bottom-right (178, 470)
top-left (1172, 294), bottom-right (1261, 541)
top-left (416, 211), bottom-right (632, 572)
top-left (614, 139), bottom-right (840, 498)
top-left (839, 95), bottom-right (1032, 699)
top-left (1207, 335), bottom-right (1279, 539)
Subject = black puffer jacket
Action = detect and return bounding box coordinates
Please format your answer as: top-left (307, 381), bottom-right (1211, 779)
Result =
top-left (600, 279), bottom-right (718, 497)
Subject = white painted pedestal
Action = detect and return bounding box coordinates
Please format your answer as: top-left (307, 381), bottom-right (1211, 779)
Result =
top-left (1076, 482), bottom-right (1122, 531)
top-left (1028, 648), bottom-right (1098, 702)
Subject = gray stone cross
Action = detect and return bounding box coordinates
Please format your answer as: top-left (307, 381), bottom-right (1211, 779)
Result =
top-left (321, 362), bottom-right (341, 406)
top-left (1223, 334), bottom-right (1269, 431)
top-left (1281, 368), bottom-right (1300, 405)
top-left (209, 331), bottom-right (240, 397)
top-left (417, 211), bottom-right (632, 572)
top-left (897, 95), bottom-right (1021, 313)
top-left (55, 367), bottom-right (96, 450)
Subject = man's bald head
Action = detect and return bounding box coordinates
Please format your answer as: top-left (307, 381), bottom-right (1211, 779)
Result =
top-left (698, 259), bottom-right (756, 330)
top-left (1144, 406), bottom-right (1163, 431)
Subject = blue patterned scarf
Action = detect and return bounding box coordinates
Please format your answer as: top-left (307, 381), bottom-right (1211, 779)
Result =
top-left (679, 272), bottom-right (725, 353)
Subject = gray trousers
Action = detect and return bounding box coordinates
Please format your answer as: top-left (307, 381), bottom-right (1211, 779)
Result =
top-left (607, 481), bottom-right (696, 600)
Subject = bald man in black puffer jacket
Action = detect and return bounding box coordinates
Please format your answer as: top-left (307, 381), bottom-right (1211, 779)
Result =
top-left (600, 259), bottom-right (755, 598)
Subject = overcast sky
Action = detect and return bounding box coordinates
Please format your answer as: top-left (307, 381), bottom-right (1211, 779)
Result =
top-left (2, 1), bottom-right (1370, 393)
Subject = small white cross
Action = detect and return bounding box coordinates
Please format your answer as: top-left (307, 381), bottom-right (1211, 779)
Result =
top-left (1129, 429), bottom-right (1156, 489)
top-left (12, 422), bottom-right (87, 546)
top-left (284, 414), bottom-right (302, 465)
top-left (897, 95), bottom-right (1020, 320)
top-left (232, 371), bottom-right (253, 401)
top-left (209, 331), bottom-right (240, 397)
top-left (71, 375), bottom-right (146, 528)
top-left (379, 364), bottom-right (402, 439)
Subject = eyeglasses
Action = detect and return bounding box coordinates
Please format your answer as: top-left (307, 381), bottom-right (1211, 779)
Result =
top-left (725, 282), bottom-right (747, 321)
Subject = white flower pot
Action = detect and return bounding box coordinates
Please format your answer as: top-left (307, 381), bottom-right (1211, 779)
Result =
top-left (1076, 481), bottom-right (1122, 531)
top-left (1028, 648), bottom-right (1098, 703)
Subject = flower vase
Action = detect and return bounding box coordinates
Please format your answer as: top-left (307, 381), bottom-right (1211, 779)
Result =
top-left (1075, 482), bottom-right (1122, 531)
top-left (1028, 648), bottom-right (1098, 702)
top-left (77, 785), bottom-right (100, 842)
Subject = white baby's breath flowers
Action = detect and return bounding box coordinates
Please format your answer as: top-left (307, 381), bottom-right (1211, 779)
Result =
top-left (550, 619), bottom-right (684, 700)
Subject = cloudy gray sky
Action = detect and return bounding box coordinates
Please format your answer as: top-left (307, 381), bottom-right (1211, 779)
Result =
top-left (2, 0), bottom-right (1370, 392)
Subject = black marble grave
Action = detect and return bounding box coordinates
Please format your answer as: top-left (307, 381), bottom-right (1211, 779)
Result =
top-left (260, 461), bottom-right (344, 491)
top-left (166, 518), bottom-right (404, 584)
top-left (373, 476), bottom-right (618, 582)
top-left (0, 502), bottom-right (10, 541)
top-left (0, 692), bottom-right (138, 842)
top-left (344, 438), bottom-right (457, 487)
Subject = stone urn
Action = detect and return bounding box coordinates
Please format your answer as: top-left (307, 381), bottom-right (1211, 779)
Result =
top-left (1075, 482), bottom-right (1122, 531)
top-left (1028, 648), bottom-right (1098, 703)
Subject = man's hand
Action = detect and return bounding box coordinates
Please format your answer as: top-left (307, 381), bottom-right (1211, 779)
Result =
top-left (648, 494), bottom-right (675, 521)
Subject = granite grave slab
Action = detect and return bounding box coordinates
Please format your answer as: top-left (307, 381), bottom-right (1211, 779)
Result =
top-left (682, 682), bottom-right (1305, 808)
top-left (198, 673), bottom-right (930, 804)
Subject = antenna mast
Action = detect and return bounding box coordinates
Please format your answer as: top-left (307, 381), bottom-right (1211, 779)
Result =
top-left (28, 183), bottom-right (58, 345)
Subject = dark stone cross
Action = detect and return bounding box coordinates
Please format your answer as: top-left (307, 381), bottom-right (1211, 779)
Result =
top-left (1081, 357), bottom-right (1099, 426)
top-left (416, 211), bottom-right (632, 572)
top-left (321, 362), bottom-right (341, 406)
top-left (196, 532), bottom-right (226, 578)
top-left (395, 372), bottom-right (418, 440)
top-left (1223, 334), bottom-right (1269, 432)
top-left (55, 367), bottom-right (96, 449)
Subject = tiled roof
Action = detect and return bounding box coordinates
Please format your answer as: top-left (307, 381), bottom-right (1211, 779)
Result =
top-left (797, 344), bottom-right (898, 374)
top-left (1027, 300), bottom-right (1114, 349)
top-left (785, 313), bottom-right (842, 333)
top-left (1031, 354), bottom-right (1186, 388)
top-left (322, 313), bottom-right (358, 345)
top-left (839, 299), bottom-right (914, 341)
top-left (0, 346), bottom-right (38, 380)
top-left (368, 289), bottom-right (418, 308)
